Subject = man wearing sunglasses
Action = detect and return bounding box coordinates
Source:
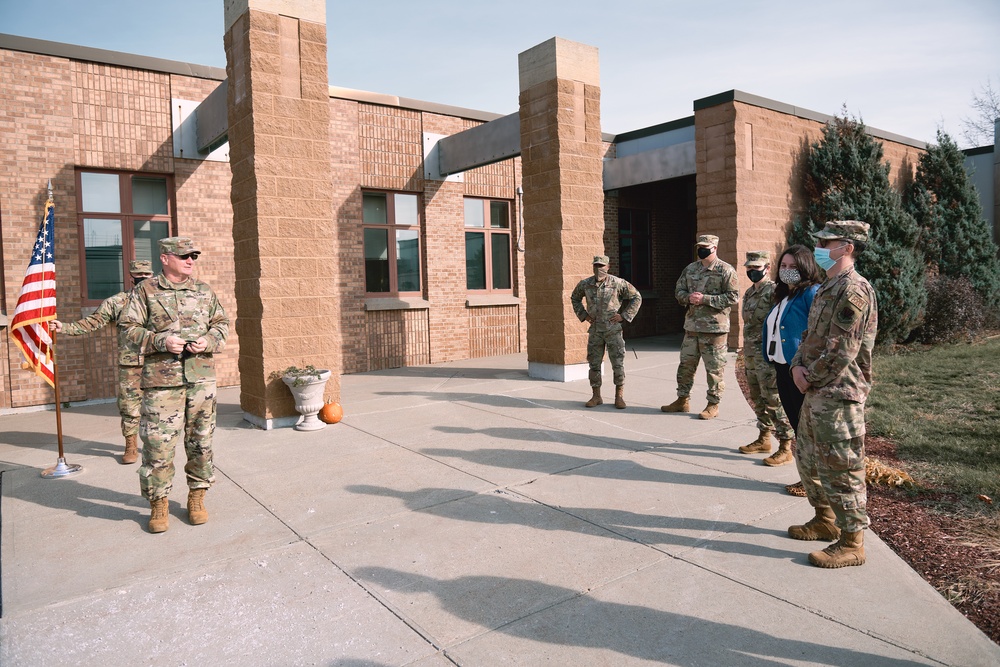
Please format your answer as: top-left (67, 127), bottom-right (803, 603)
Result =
top-left (120, 237), bottom-right (229, 534)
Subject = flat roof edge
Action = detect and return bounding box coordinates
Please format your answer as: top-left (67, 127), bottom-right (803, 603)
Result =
top-left (613, 116), bottom-right (695, 143)
top-left (0, 33), bottom-right (227, 80)
top-left (694, 89), bottom-right (928, 150)
top-left (328, 85), bottom-right (510, 123)
top-left (964, 145), bottom-right (994, 157)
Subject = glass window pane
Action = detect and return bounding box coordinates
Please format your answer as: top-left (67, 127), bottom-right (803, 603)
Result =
top-left (84, 218), bottom-right (123, 300)
top-left (620, 237), bottom-right (633, 284)
top-left (618, 209), bottom-right (630, 233)
top-left (490, 201), bottom-right (510, 228)
top-left (132, 177), bottom-right (168, 215)
top-left (363, 193), bottom-right (387, 224)
top-left (635, 234), bottom-right (652, 287)
top-left (465, 232), bottom-right (486, 290)
top-left (491, 233), bottom-right (511, 290)
top-left (363, 228), bottom-right (390, 293)
top-left (634, 210), bottom-right (650, 236)
top-left (396, 229), bottom-right (420, 292)
top-left (464, 199), bottom-right (484, 228)
top-left (394, 193), bottom-right (418, 226)
top-left (133, 220), bottom-right (170, 276)
top-left (81, 172), bottom-right (121, 213)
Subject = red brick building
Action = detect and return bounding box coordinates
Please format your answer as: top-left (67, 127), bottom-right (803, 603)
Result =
top-left (0, 31), bottom-right (929, 418)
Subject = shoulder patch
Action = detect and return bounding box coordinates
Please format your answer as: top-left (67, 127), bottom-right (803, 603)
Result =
top-left (847, 292), bottom-right (868, 311)
top-left (835, 295), bottom-right (864, 330)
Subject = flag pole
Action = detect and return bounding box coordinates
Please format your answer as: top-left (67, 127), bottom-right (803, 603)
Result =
top-left (41, 181), bottom-right (81, 479)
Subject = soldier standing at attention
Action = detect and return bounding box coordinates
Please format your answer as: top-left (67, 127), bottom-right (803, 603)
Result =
top-left (738, 251), bottom-right (795, 461)
top-left (787, 221), bottom-right (877, 568)
top-left (120, 237), bottom-right (229, 534)
top-left (661, 234), bottom-right (739, 419)
top-left (571, 255), bottom-right (642, 409)
top-left (49, 260), bottom-right (154, 464)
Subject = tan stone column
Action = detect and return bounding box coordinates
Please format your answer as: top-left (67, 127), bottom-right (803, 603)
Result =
top-left (518, 38), bottom-right (604, 381)
top-left (224, 0), bottom-right (340, 428)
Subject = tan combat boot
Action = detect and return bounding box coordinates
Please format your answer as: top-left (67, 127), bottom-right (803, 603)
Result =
top-left (614, 386), bottom-right (626, 410)
top-left (187, 488), bottom-right (208, 525)
top-left (739, 429), bottom-right (772, 454)
top-left (809, 530), bottom-right (866, 568)
top-left (148, 497), bottom-right (169, 533)
top-left (788, 506), bottom-right (840, 541)
top-left (763, 439), bottom-right (794, 466)
top-left (121, 434), bottom-right (139, 465)
top-left (585, 387), bottom-right (603, 408)
top-left (660, 396), bottom-right (690, 413)
top-left (698, 403), bottom-right (719, 420)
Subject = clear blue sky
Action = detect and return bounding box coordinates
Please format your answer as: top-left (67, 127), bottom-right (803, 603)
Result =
top-left (2, 0), bottom-right (998, 146)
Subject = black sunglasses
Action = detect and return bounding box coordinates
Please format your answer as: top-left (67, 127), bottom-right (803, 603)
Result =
top-left (175, 253), bottom-right (200, 261)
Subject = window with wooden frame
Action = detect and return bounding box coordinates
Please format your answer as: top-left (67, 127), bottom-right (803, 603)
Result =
top-left (362, 191), bottom-right (422, 295)
top-left (618, 208), bottom-right (652, 288)
top-left (464, 198), bottom-right (512, 292)
top-left (76, 170), bottom-right (174, 303)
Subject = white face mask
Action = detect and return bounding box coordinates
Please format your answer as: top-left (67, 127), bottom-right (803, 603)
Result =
top-left (779, 268), bottom-right (801, 285)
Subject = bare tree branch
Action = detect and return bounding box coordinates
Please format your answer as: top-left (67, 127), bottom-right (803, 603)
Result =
top-left (961, 77), bottom-right (1000, 147)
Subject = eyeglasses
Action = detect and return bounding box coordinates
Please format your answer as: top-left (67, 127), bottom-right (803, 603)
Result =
top-left (174, 253), bottom-right (200, 261)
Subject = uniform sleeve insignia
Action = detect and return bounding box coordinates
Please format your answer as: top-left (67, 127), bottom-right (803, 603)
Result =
top-left (847, 293), bottom-right (868, 311)
top-left (835, 295), bottom-right (865, 330)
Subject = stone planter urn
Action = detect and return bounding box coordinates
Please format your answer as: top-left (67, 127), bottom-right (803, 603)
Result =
top-left (282, 369), bottom-right (332, 431)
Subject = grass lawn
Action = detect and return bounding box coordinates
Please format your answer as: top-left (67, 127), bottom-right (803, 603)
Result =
top-left (867, 336), bottom-right (1000, 508)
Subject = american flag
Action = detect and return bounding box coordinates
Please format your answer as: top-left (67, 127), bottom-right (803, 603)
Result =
top-left (10, 194), bottom-right (57, 387)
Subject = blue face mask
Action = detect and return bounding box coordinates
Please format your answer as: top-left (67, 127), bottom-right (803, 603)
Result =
top-left (813, 243), bottom-right (845, 271)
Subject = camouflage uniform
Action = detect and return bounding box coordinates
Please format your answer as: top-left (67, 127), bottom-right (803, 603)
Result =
top-left (792, 254), bottom-right (877, 533)
top-left (61, 291), bottom-right (144, 437)
top-left (742, 271), bottom-right (794, 440)
top-left (571, 271), bottom-right (642, 387)
top-left (673, 244), bottom-right (739, 404)
top-left (120, 270), bottom-right (229, 502)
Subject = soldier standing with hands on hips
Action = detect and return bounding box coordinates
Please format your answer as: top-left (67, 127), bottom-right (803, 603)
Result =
top-left (120, 237), bottom-right (229, 534)
top-left (787, 221), bottom-right (877, 568)
top-left (662, 234), bottom-right (739, 419)
top-left (571, 255), bottom-right (642, 409)
top-left (49, 260), bottom-right (154, 464)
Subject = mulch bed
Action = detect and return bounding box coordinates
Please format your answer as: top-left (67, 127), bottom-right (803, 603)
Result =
top-left (735, 356), bottom-right (1000, 644)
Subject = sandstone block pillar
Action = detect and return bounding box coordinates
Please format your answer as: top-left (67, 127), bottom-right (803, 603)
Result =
top-left (518, 38), bottom-right (604, 381)
top-left (224, 0), bottom-right (341, 428)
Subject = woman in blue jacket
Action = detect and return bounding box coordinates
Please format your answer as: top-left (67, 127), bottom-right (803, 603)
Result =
top-left (760, 245), bottom-right (824, 473)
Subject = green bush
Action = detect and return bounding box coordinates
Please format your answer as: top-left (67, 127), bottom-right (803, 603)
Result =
top-left (905, 130), bottom-right (1000, 310)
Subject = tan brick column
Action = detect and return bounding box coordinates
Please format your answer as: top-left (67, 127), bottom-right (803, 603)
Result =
top-left (518, 38), bottom-right (604, 381)
top-left (224, 0), bottom-right (340, 428)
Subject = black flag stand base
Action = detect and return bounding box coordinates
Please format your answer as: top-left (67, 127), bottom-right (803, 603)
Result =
top-left (41, 457), bottom-right (83, 479)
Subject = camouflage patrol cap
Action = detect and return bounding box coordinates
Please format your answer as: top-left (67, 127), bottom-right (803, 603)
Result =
top-left (811, 220), bottom-right (870, 244)
top-left (696, 234), bottom-right (719, 247)
top-left (592, 255), bottom-right (610, 266)
top-left (743, 250), bottom-right (770, 268)
top-left (129, 259), bottom-right (153, 275)
top-left (158, 236), bottom-right (201, 256)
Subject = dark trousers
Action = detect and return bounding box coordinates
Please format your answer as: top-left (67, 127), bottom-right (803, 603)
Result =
top-left (773, 362), bottom-right (805, 432)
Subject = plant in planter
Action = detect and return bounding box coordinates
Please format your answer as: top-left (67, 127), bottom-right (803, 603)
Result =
top-left (272, 365), bottom-right (332, 431)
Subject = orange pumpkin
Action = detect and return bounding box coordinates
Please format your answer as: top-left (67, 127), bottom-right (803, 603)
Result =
top-left (318, 402), bottom-right (343, 424)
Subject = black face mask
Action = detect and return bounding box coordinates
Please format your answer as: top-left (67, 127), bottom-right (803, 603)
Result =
top-left (697, 247), bottom-right (712, 260)
top-left (747, 269), bottom-right (766, 283)
top-left (133, 276), bottom-right (147, 286)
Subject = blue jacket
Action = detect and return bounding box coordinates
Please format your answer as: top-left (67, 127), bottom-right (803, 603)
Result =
top-left (761, 284), bottom-right (819, 363)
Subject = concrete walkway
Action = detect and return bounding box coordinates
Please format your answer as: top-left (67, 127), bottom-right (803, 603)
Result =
top-left (2, 336), bottom-right (998, 666)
